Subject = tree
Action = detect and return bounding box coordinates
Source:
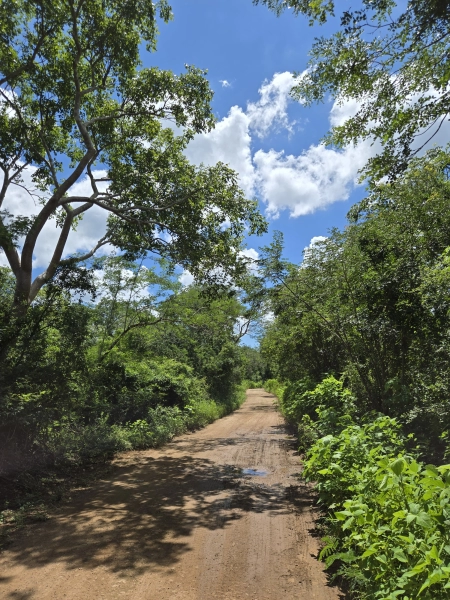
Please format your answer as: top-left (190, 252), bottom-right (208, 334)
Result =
top-left (0, 0), bottom-right (266, 318)
top-left (259, 149), bottom-right (450, 423)
top-left (255, 0), bottom-right (450, 180)
top-left (88, 255), bottom-right (180, 360)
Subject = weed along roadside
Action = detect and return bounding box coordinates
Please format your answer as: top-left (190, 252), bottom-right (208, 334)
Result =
top-left (0, 389), bottom-right (341, 600)
top-left (267, 377), bottom-right (450, 599)
top-left (0, 381), bottom-right (248, 549)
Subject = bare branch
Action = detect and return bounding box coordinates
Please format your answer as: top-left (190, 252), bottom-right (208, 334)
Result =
top-left (58, 234), bottom-right (111, 265)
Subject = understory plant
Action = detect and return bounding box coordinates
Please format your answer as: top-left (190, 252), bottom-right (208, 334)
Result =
top-left (297, 379), bottom-right (450, 599)
top-left (263, 378), bottom-right (286, 399)
top-left (322, 457), bottom-right (450, 600)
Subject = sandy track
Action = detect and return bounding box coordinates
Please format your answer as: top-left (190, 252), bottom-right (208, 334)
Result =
top-left (0, 390), bottom-right (342, 600)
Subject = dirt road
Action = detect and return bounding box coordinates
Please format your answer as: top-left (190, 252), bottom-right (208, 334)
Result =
top-left (0, 390), bottom-right (342, 600)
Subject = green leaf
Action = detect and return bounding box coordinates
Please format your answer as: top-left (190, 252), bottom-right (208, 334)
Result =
top-left (393, 548), bottom-right (409, 563)
top-left (416, 513), bottom-right (433, 529)
top-left (391, 458), bottom-right (406, 476)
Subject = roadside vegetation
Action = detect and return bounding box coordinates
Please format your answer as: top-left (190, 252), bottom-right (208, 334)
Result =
top-left (0, 0), bottom-right (266, 542)
top-left (258, 151), bottom-right (450, 598)
top-left (3, 1), bottom-right (450, 597)
top-left (0, 254), bottom-right (261, 540)
top-left (253, 3), bottom-right (450, 595)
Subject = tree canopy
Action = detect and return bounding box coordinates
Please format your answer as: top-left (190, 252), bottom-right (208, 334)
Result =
top-left (255, 0), bottom-right (450, 180)
top-left (0, 0), bottom-right (266, 313)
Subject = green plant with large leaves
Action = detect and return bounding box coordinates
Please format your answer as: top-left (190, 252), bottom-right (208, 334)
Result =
top-left (303, 415), bottom-right (405, 507)
top-left (325, 457), bottom-right (450, 600)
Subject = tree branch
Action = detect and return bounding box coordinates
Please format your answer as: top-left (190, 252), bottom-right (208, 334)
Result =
top-left (29, 210), bottom-right (75, 301)
top-left (58, 235), bottom-right (111, 265)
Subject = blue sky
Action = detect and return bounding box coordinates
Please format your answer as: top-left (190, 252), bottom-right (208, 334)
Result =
top-left (153, 0), bottom-right (367, 265)
top-left (6, 0), bottom-right (445, 308)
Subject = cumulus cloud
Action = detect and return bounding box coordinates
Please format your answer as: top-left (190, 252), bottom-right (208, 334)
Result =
top-left (239, 247), bottom-right (259, 274)
top-left (301, 235), bottom-right (328, 267)
top-left (247, 71), bottom-right (296, 138)
top-left (6, 71), bottom-right (449, 282)
top-left (184, 71), bottom-right (375, 219)
top-left (185, 105), bottom-right (255, 197)
top-left (254, 141), bottom-right (374, 218)
top-left (179, 269), bottom-right (195, 288)
top-left (187, 74), bottom-right (450, 222)
top-left (185, 72), bottom-right (296, 199)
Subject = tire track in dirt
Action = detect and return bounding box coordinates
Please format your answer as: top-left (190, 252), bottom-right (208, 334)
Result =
top-left (0, 389), bottom-right (343, 600)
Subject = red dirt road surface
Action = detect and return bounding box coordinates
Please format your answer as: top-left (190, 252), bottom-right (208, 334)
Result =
top-left (0, 389), bottom-right (342, 600)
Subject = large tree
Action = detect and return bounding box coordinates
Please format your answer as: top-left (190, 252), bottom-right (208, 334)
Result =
top-left (0, 0), bottom-right (266, 316)
top-left (255, 0), bottom-right (450, 180)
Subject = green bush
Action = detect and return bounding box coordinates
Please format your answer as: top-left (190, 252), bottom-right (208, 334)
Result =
top-left (297, 414), bottom-right (319, 453)
top-left (281, 376), bottom-right (355, 427)
top-left (303, 416), bottom-right (405, 507)
top-left (47, 420), bottom-right (131, 465)
top-left (303, 412), bottom-right (450, 599)
top-left (243, 379), bottom-right (263, 389)
top-left (41, 390), bottom-right (245, 466)
top-left (323, 458), bottom-right (450, 600)
top-left (184, 399), bottom-right (221, 428)
top-left (264, 378), bottom-right (285, 399)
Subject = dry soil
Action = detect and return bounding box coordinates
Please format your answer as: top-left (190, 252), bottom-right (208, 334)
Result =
top-left (0, 389), bottom-right (343, 600)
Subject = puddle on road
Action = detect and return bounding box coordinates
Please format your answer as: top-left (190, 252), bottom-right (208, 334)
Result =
top-left (242, 468), bottom-right (269, 477)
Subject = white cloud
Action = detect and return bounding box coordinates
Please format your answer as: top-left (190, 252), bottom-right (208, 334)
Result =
top-left (220, 79), bottom-right (231, 88)
top-left (179, 269), bottom-right (194, 287)
top-left (185, 105), bottom-right (256, 197)
top-left (185, 72), bottom-right (296, 199)
top-left (6, 72), bottom-right (450, 284)
top-left (254, 140), bottom-right (374, 218)
top-left (301, 235), bottom-right (328, 267)
top-left (239, 247), bottom-right (259, 261)
top-left (308, 235), bottom-right (328, 249)
top-left (239, 247), bottom-right (259, 274)
top-left (183, 71), bottom-right (376, 219)
top-left (247, 71), bottom-right (296, 138)
top-left (329, 97), bottom-right (361, 128)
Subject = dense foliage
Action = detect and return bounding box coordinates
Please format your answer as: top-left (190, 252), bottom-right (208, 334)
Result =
top-left (256, 0), bottom-right (450, 180)
top-left (262, 148), bottom-right (450, 461)
top-left (0, 256), bottom-right (249, 482)
top-left (258, 148), bottom-right (450, 598)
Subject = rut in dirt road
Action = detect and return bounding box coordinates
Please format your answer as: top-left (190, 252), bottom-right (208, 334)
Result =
top-left (0, 390), bottom-right (343, 600)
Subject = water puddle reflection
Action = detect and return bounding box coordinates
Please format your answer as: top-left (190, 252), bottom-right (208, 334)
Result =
top-left (241, 468), bottom-right (268, 477)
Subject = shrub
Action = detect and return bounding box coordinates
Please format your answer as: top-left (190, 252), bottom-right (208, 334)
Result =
top-left (303, 411), bottom-right (450, 599)
top-left (303, 416), bottom-right (405, 507)
top-left (243, 379), bottom-right (263, 389)
top-left (184, 399), bottom-right (221, 429)
top-left (323, 458), bottom-right (450, 600)
top-left (264, 378), bottom-right (285, 399)
top-left (281, 376), bottom-right (355, 426)
top-left (47, 419), bottom-right (131, 465)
